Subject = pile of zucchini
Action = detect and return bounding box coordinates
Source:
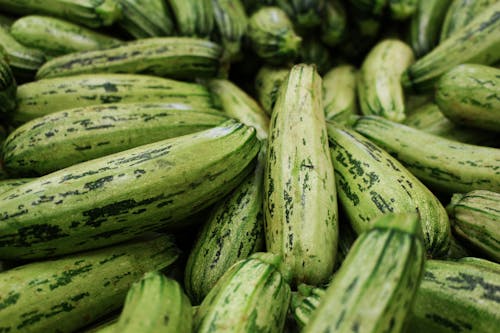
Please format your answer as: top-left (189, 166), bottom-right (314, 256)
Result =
top-left (0, 0), bottom-right (499, 332)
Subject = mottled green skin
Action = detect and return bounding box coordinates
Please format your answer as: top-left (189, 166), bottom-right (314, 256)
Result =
top-left (276, 0), bottom-right (325, 28)
top-left (323, 64), bottom-right (357, 122)
top-left (211, 0), bottom-right (248, 62)
top-left (0, 120), bottom-right (260, 259)
top-left (36, 37), bottom-right (221, 80)
top-left (0, 235), bottom-right (180, 333)
top-left (265, 64), bottom-right (338, 286)
top-left (254, 65), bottom-right (289, 115)
top-left (321, 0), bottom-right (346, 47)
top-left (447, 190), bottom-right (500, 262)
top-left (0, 55), bottom-right (16, 114)
top-left (3, 103), bottom-right (227, 176)
top-left (405, 259), bottom-right (500, 333)
top-left (0, 178), bottom-right (35, 195)
top-left (436, 64), bottom-right (500, 132)
top-left (348, 0), bottom-right (387, 16)
top-left (184, 147), bottom-right (265, 304)
top-left (292, 286), bottom-right (325, 328)
top-left (168, 0), bottom-right (213, 37)
top-left (327, 124), bottom-right (450, 258)
top-left (0, 0), bottom-right (122, 28)
top-left (299, 37), bottom-right (333, 75)
top-left (403, 2), bottom-right (500, 92)
top-left (353, 116), bottom-right (500, 193)
top-left (114, 272), bottom-right (192, 333)
top-left (193, 253), bottom-right (291, 333)
top-left (303, 213), bottom-right (426, 333)
top-left (358, 39), bottom-right (414, 123)
top-left (13, 73), bottom-right (215, 125)
top-left (118, 0), bottom-right (174, 38)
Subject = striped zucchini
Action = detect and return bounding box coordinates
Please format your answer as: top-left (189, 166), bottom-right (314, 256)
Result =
top-left (348, 0), bottom-right (387, 16)
top-left (0, 0), bottom-right (122, 28)
top-left (405, 259), bottom-right (500, 333)
top-left (389, 0), bottom-right (417, 20)
top-left (436, 64), bottom-right (500, 132)
top-left (323, 64), bottom-right (357, 123)
top-left (358, 39), bottom-right (414, 122)
top-left (299, 37), bottom-right (333, 75)
top-left (353, 115), bottom-right (500, 193)
top-left (292, 285), bottom-right (326, 328)
top-left (276, 0), bottom-right (325, 28)
top-left (0, 178), bottom-right (35, 195)
top-left (254, 65), bottom-right (289, 115)
top-left (168, 0), bottom-right (214, 37)
top-left (303, 213), bottom-right (426, 333)
top-left (211, 0), bottom-right (248, 62)
top-left (114, 272), bottom-right (192, 333)
top-left (403, 2), bottom-right (500, 92)
top-left (0, 54), bottom-right (16, 114)
top-left (10, 16), bottom-right (122, 57)
top-left (0, 234), bottom-right (179, 333)
top-left (13, 73), bottom-right (215, 125)
top-left (118, 0), bottom-right (174, 38)
top-left (208, 79), bottom-right (270, 140)
top-left (184, 145), bottom-right (265, 304)
top-left (321, 0), bottom-right (347, 47)
top-left (3, 103), bottom-right (227, 176)
top-left (247, 7), bottom-right (302, 65)
top-left (440, 0), bottom-right (498, 41)
top-left (327, 123), bottom-right (451, 258)
top-left (0, 120), bottom-right (260, 259)
top-left (265, 64), bottom-right (338, 286)
top-left (447, 190), bottom-right (500, 262)
top-left (193, 252), bottom-right (291, 333)
top-left (36, 37), bottom-right (221, 80)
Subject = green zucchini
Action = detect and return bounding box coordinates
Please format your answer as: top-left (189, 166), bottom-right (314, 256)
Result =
top-left (0, 234), bottom-right (179, 333)
top-left (0, 0), bottom-right (122, 28)
top-left (113, 272), bottom-right (192, 333)
top-left (303, 213), bottom-right (426, 333)
top-left (211, 0), bottom-right (248, 62)
top-left (265, 64), bottom-right (338, 286)
top-left (323, 64), bottom-right (358, 123)
top-left (436, 64), bottom-right (500, 132)
top-left (403, 2), bottom-right (500, 92)
top-left (0, 120), bottom-right (260, 260)
top-left (247, 7), bottom-right (302, 65)
top-left (168, 0), bottom-right (214, 37)
top-left (321, 0), bottom-right (347, 47)
top-left (0, 54), bottom-right (16, 114)
top-left (389, 0), bottom-right (417, 20)
top-left (298, 36), bottom-right (333, 75)
top-left (353, 115), bottom-right (500, 193)
top-left (193, 252), bottom-right (291, 333)
top-left (36, 37), bottom-right (221, 80)
top-left (276, 0), bottom-right (325, 28)
top-left (184, 145), bottom-right (265, 304)
top-left (12, 73), bottom-right (215, 126)
top-left (327, 123), bottom-right (451, 258)
top-left (208, 79), bottom-right (270, 140)
top-left (118, 0), bottom-right (175, 38)
top-left (254, 65), bottom-right (289, 115)
top-left (0, 178), bottom-right (35, 195)
top-left (447, 190), bottom-right (500, 262)
top-left (3, 103), bottom-right (227, 176)
top-left (358, 39), bottom-right (414, 122)
top-left (292, 285), bottom-right (326, 328)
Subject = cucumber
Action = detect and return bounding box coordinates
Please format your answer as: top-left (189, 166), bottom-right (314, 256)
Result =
top-left (323, 65), bottom-right (357, 123)
top-left (0, 54), bottom-right (16, 114)
top-left (276, 0), bottom-right (325, 28)
top-left (168, 0), bottom-right (214, 37)
top-left (193, 252), bottom-right (291, 333)
top-left (3, 103), bottom-right (227, 176)
top-left (0, 120), bottom-right (260, 260)
top-left (353, 115), bottom-right (500, 193)
top-left (118, 0), bottom-right (175, 38)
top-left (358, 39), bottom-right (414, 122)
top-left (12, 73), bottom-right (216, 126)
top-left (403, 2), bottom-right (500, 92)
top-left (113, 272), bottom-right (192, 333)
top-left (321, 0), bottom-right (347, 47)
top-left (36, 37), bottom-right (221, 80)
top-left (0, 234), bottom-right (180, 333)
top-left (303, 213), bottom-right (426, 333)
top-left (254, 65), bottom-right (289, 115)
top-left (447, 190), bottom-right (500, 262)
top-left (211, 0), bottom-right (248, 62)
top-left (264, 64), bottom-right (338, 286)
top-left (327, 123), bottom-right (451, 258)
top-left (298, 36), bottom-right (333, 75)
top-left (0, 178), bottom-right (35, 195)
top-left (0, 0), bottom-right (122, 28)
top-left (10, 16), bottom-right (123, 57)
top-left (389, 0), bottom-right (417, 20)
top-left (436, 64), bottom-right (500, 132)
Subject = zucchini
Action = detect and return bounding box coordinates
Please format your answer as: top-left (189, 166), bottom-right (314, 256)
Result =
top-left (36, 37), bottom-right (221, 80)
top-left (0, 178), bottom-right (35, 195)
top-left (303, 213), bottom-right (426, 333)
top-left (353, 115), bottom-right (500, 193)
top-left (167, 0), bottom-right (214, 37)
top-left (275, 0), bottom-right (325, 28)
top-left (118, 0), bottom-right (175, 38)
top-left (264, 64), bottom-right (338, 286)
top-left (436, 64), bottom-right (500, 132)
top-left (0, 54), bottom-right (16, 114)
top-left (3, 103), bottom-right (227, 176)
top-left (323, 64), bottom-right (357, 123)
top-left (389, 0), bottom-right (417, 20)
top-left (298, 36), bottom-right (333, 75)
top-left (254, 65), bottom-right (289, 115)
top-left (0, 120), bottom-right (260, 260)
top-left (211, 0), bottom-right (248, 62)
top-left (0, 234), bottom-right (179, 333)
top-left (447, 190), bottom-right (500, 262)
top-left (321, 0), bottom-right (347, 47)
top-left (292, 285), bottom-right (326, 328)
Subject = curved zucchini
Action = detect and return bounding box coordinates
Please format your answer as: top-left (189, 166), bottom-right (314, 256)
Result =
top-left (0, 54), bottom-right (16, 114)
top-left (323, 65), bottom-right (357, 123)
top-left (321, 0), bottom-right (347, 47)
top-left (254, 65), bottom-right (289, 115)
top-left (168, 0), bottom-right (214, 37)
top-left (276, 0), bottom-right (325, 28)
top-left (118, 0), bottom-right (175, 38)
top-left (211, 0), bottom-right (248, 62)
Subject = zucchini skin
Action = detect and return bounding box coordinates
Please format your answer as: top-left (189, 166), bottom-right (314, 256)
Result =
top-left (3, 103), bottom-right (227, 176)
top-left (0, 120), bottom-right (260, 260)
top-left (264, 64), bottom-right (338, 286)
top-left (118, 0), bottom-right (175, 38)
top-left (353, 115), bottom-right (500, 194)
top-left (303, 213), bottom-right (426, 333)
top-left (211, 0), bottom-right (248, 62)
top-left (292, 285), bottom-right (326, 328)
top-left (403, 2), bottom-right (500, 92)
top-left (0, 54), bottom-right (16, 114)
top-left (0, 178), bottom-right (35, 195)
top-left (436, 64), bottom-right (500, 132)
top-left (0, 234), bottom-right (180, 333)
top-left (254, 65), bottom-right (289, 115)
top-left (321, 0), bottom-right (347, 47)
top-left (447, 190), bottom-right (500, 262)
top-left (36, 37), bottom-right (222, 80)
top-left (168, 0), bottom-right (214, 37)
top-left (323, 65), bottom-right (357, 123)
